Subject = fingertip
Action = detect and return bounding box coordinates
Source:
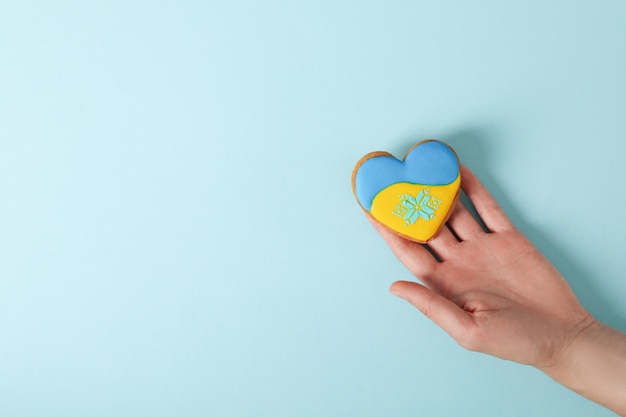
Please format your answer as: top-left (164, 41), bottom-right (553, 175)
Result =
top-left (389, 280), bottom-right (415, 301)
top-left (389, 281), bottom-right (428, 303)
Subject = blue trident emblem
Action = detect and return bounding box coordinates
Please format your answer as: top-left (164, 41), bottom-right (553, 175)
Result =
top-left (392, 188), bottom-right (442, 226)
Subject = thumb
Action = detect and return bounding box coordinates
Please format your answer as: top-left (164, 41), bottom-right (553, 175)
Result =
top-left (390, 281), bottom-right (475, 344)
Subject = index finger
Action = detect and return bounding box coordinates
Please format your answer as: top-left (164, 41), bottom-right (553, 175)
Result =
top-left (460, 165), bottom-right (514, 233)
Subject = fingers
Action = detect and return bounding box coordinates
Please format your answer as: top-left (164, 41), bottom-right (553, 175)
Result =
top-left (460, 165), bottom-right (514, 233)
top-left (445, 200), bottom-right (484, 241)
top-left (368, 217), bottom-right (439, 283)
top-left (427, 225), bottom-right (460, 259)
top-left (390, 281), bottom-right (475, 343)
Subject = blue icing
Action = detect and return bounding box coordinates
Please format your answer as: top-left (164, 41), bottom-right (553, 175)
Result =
top-left (355, 155), bottom-right (404, 209)
top-left (355, 141), bottom-right (459, 210)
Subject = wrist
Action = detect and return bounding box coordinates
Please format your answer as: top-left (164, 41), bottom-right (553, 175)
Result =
top-left (538, 315), bottom-right (600, 379)
top-left (538, 317), bottom-right (626, 414)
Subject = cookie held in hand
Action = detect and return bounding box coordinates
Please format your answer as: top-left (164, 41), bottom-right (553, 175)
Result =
top-left (352, 140), bottom-right (461, 243)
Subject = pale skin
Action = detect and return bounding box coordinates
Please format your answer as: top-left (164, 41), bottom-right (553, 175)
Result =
top-left (370, 165), bottom-right (626, 415)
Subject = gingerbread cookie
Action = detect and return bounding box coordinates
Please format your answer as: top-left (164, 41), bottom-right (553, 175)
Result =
top-left (352, 140), bottom-right (461, 243)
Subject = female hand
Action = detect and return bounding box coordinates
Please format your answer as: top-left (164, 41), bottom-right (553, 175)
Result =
top-left (370, 165), bottom-right (626, 414)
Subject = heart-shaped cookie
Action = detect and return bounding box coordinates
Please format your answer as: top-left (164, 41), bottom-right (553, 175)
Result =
top-left (352, 140), bottom-right (461, 243)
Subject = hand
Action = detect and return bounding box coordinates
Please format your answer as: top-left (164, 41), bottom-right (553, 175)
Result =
top-left (370, 165), bottom-right (626, 414)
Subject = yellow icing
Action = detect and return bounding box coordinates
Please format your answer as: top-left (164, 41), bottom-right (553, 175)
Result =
top-left (370, 176), bottom-right (461, 242)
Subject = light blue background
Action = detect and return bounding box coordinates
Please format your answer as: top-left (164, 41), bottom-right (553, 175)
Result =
top-left (1, 1), bottom-right (625, 416)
